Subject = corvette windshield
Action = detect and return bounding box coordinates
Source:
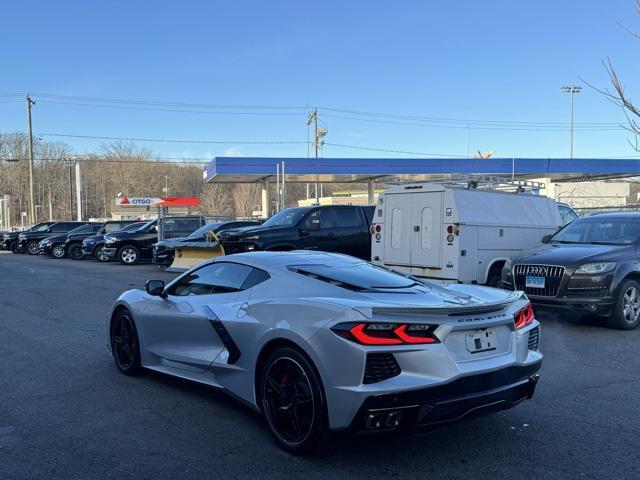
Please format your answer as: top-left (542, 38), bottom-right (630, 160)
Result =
top-left (261, 208), bottom-right (308, 227)
top-left (551, 217), bottom-right (640, 245)
top-left (292, 263), bottom-right (418, 289)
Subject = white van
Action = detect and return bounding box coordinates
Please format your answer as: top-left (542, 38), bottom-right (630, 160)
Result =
top-left (371, 181), bottom-right (564, 285)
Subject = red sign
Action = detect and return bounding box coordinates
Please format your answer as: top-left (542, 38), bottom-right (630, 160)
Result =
top-left (115, 196), bottom-right (200, 207)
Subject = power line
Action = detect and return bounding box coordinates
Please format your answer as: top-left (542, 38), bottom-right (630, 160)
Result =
top-left (33, 93), bottom-right (308, 110)
top-left (28, 92), bottom-right (622, 127)
top-left (37, 100), bottom-right (307, 116)
top-left (322, 113), bottom-right (622, 132)
top-left (38, 132), bottom-right (309, 145)
top-left (324, 142), bottom-right (466, 157)
top-left (319, 106), bottom-right (621, 127)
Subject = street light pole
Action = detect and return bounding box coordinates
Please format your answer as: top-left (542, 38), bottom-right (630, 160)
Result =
top-left (26, 95), bottom-right (36, 224)
top-left (561, 85), bottom-right (581, 159)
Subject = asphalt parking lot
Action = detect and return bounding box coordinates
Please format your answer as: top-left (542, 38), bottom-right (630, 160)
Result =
top-left (1, 251), bottom-right (639, 480)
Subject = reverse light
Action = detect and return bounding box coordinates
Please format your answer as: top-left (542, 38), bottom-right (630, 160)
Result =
top-left (514, 303), bottom-right (535, 330)
top-left (332, 322), bottom-right (440, 346)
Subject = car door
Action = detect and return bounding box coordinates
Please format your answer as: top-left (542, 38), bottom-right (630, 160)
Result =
top-left (140, 223), bottom-right (159, 255)
top-left (139, 262), bottom-right (254, 374)
top-left (333, 206), bottom-right (368, 258)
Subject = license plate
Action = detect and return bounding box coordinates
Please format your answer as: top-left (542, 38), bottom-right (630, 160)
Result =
top-left (465, 329), bottom-right (497, 354)
top-left (525, 275), bottom-right (545, 288)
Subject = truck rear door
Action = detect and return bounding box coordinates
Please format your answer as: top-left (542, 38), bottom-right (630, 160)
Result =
top-left (411, 192), bottom-right (443, 268)
top-left (383, 192), bottom-right (443, 268)
top-left (383, 194), bottom-right (412, 265)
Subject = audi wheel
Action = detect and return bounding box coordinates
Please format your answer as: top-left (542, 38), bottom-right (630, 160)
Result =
top-left (610, 279), bottom-right (640, 330)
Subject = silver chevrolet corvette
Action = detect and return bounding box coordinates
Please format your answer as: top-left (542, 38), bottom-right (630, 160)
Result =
top-left (107, 251), bottom-right (542, 454)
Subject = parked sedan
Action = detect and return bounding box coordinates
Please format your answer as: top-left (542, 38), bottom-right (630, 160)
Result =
top-left (3, 222), bottom-right (57, 253)
top-left (107, 251), bottom-right (541, 454)
top-left (501, 212), bottom-right (640, 329)
top-left (40, 223), bottom-right (102, 258)
top-left (18, 221), bottom-right (90, 255)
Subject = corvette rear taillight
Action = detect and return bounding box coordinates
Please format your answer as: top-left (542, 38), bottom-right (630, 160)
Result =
top-left (332, 322), bottom-right (440, 346)
top-left (514, 303), bottom-right (535, 330)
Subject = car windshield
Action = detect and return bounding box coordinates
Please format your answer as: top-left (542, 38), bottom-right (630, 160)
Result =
top-left (187, 223), bottom-right (220, 238)
top-left (134, 220), bottom-right (156, 232)
top-left (262, 208), bottom-right (308, 227)
top-left (551, 217), bottom-right (640, 245)
top-left (120, 222), bottom-right (145, 232)
top-left (68, 224), bottom-right (95, 235)
top-left (31, 223), bottom-right (52, 232)
top-left (291, 262), bottom-right (418, 290)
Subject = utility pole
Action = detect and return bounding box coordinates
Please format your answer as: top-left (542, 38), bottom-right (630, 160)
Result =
top-left (68, 160), bottom-right (74, 220)
top-left (26, 95), bottom-right (36, 224)
top-left (75, 162), bottom-right (82, 221)
top-left (561, 85), bottom-right (581, 159)
top-left (306, 108), bottom-right (327, 204)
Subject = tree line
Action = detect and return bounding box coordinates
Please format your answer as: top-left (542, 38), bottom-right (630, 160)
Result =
top-left (0, 133), bottom-right (346, 228)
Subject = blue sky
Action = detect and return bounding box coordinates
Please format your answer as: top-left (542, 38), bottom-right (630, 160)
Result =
top-left (1, 0), bottom-right (640, 160)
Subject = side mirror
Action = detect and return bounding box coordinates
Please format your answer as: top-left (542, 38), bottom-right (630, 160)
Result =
top-left (541, 234), bottom-right (552, 243)
top-left (309, 219), bottom-right (321, 230)
top-left (145, 280), bottom-right (166, 297)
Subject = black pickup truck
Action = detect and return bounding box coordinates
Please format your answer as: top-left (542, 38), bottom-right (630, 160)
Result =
top-left (219, 205), bottom-right (375, 259)
top-left (102, 216), bottom-right (205, 265)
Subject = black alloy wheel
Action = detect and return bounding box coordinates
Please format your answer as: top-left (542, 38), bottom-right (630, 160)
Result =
top-left (10, 241), bottom-right (22, 254)
top-left (68, 243), bottom-right (84, 260)
top-left (110, 310), bottom-right (142, 375)
top-left (26, 241), bottom-right (40, 255)
top-left (260, 347), bottom-right (327, 454)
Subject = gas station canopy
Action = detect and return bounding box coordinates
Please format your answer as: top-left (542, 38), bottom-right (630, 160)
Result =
top-left (204, 157), bottom-right (640, 184)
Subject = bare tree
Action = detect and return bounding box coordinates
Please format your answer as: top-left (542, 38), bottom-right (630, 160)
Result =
top-left (585, 2), bottom-right (640, 149)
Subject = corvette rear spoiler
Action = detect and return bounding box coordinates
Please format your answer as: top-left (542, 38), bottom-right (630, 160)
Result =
top-left (365, 295), bottom-right (522, 318)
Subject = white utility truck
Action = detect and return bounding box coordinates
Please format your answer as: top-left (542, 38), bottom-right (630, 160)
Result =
top-left (371, 178), bottom-right (563, 286)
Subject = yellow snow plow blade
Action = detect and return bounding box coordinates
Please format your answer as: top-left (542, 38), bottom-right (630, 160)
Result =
top-left (166, 231), bottom-right (226, 273)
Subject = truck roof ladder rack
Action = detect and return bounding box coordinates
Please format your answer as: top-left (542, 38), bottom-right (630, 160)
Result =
top-left (387, 175), bottom-right (545, 193)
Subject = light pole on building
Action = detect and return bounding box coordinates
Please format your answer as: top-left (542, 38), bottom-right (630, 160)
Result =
top-left (561, 85), bottom-right (581, 159)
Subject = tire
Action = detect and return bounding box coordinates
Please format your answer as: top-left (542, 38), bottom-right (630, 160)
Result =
top-left (68, 243), bottom-right (84, 260)
top-left (26, 241), bottom-right (40, 255)
top-left (51, 244), bottom-right (66, 259)
top-left (110, 310), bottom-right (142, 375)
top-left (118, 245), bottom-right (140, 265)
top-left (486, 263), bottom-right (504, 288)
top-left (95, 245), bottom-right (110, 262)
top-left (10, 241), bottom-right (22, 254)
top-left (610, 279), bottom-right (640, 330)
top-left (259, 347), bottom-right (328, 455)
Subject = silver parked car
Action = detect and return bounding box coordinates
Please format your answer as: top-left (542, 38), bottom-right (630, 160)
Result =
top-left (107, 251), bottom-right (542, 454)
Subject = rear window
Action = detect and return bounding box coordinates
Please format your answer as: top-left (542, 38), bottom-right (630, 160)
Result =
top-left (290, 262), bottom-right (416, 290)
top-left (334, 207), bottom-right (363, 228)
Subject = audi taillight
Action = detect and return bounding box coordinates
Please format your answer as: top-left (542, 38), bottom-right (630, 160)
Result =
top-left (331, 322), bottom-right (440, 345)
top-left (514, 303), bottom-right (535, 330)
